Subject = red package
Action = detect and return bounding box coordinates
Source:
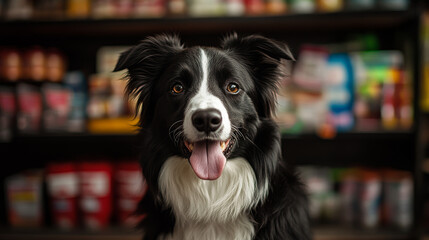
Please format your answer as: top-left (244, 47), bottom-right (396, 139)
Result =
top-left (78, 161), bottom-right (113, 229)
top-left (17, 84), bottom-right (42, 133)
top-left (42, 84), bottom-right (71, 132)
top-left (114, 161), bottom-right (147, 226)
top-left (46, 163), bottom-right (79, 229)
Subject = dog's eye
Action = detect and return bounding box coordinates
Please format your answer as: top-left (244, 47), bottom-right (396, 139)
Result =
top-left (226, 83), bottom-right (240, 94)
top-left (172, 84), bottom-right (184, 94)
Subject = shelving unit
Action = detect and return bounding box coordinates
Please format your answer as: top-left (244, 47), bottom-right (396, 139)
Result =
top-left (0, 1), bottom-right (426, 239)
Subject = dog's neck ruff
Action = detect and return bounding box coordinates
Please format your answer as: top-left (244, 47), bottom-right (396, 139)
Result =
top-left (159, 156), bottom-right (264, 240)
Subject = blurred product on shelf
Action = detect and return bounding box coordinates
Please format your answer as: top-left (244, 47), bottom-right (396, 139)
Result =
top-left (134, 0), bottom-right (166, 18)
top-left (5, 159), bottom-right (147, 229)
top-left (23, 47), bottom-right (46, 82)
top-left (5, 169), bottom-right (44, 228)
top-left (4, 0), bottom-right (33, 20)
top-left (289, 0), bottom-right (315, 13)
top-left (0, 87), bottom-right (15, 141)
top-left (422, 13), bottom-right (429, 112)
top-left (346, 0), bottom-right (376, 10)
top-left (0, 45), bottom-right (138, 138)
top-left (299, 166), bottom-right (413, 230)
top-left (78, 161), bottom-right (113, 229)
top-left (352, 51), bottom-right (412, 131)
top-left (188, 0), bottom-right (228, 17)
top-left (275, 38), bottom-right (413, 135)
top-left (34, 0), bottom-right (65, 19)
top-left (168, 0), bottom-right (187, 15)
top-left (64, 71), bottom-right (87, 133)
top-left (0, 0), bottom-right (410, 20)
top-left (325, 53), bottom-right (354, 132)
top-left (424, 159), bottom-right (429, 230)
top-left (0, 46), bottom-right (67, 83)
top-left (316, 0), bottom-right (343, 12)
top-left (45, 49), bottom-right (67, 83)
top-left (66, 0), bottom-right (91, 18)
top-left (46, 163), bottom-right (79, 229)
top-left (87, 46), bottom-right (138, 134)
top-left (42, 84), bottom-right (72, 132)
top-left (114, 161), bottom-right (147, 227)
top-left (244, 0), bottom-right (265, 15)
top-left (17, 84), bottom-right (42, 134)
top-left (378, 0), bottom-right (409, 10)
top-left (0, 48), bottom-right (23, 82)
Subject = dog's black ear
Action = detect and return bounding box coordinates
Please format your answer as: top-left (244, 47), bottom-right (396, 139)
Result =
top-left (114, 34), bottom-right (184, 124)
top-left (221, 33), bottom-right (294, 118)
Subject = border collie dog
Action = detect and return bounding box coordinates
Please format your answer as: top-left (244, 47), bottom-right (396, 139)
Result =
top-left (114, 34), bottom-right (311, 240)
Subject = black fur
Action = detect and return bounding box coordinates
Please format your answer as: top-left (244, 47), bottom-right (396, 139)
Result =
top-left (115, 34), bottom-right (311, 240)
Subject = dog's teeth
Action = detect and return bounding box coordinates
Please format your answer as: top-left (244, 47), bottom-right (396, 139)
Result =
top-left (220, 141), bottom-right (226, 151)
top-left (189, 143), bottom-right (194, 151)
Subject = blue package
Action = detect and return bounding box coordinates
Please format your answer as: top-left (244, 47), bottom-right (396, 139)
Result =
top-left (325, 54), bottom-right (354, 132)
top-left (64, 71), bottom-right (87, 133)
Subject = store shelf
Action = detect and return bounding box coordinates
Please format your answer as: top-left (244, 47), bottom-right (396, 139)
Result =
top-left (0, 226), bottom-right (414, 240)
top-left (0, 131), bottom-right (416, 170)
top-left (313, 226), bottom-right (413, 240)
top-left (0, 10), bottom-right (418, 37)
top-left (283, 131), bottom-right (415, 170)
top-left (0, 228), bottom-right (141, 240)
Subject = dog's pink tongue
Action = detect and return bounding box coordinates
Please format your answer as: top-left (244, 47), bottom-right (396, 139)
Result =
top-left (189, 140), bottom-right (226, 180)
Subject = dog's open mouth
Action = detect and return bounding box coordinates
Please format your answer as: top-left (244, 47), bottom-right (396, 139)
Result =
top-left (183, 139), bottom-right (234, 180)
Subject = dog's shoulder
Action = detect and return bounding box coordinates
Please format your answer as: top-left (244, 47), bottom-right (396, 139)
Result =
top-left (253, 162), bottom-right (312, 240)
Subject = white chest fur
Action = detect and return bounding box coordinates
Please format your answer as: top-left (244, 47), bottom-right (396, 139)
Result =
top-left (158, 156), bottom-right (262, 240)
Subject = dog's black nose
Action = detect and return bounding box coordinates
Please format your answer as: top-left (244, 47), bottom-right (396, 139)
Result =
top-left (192, 108), bottom-right (222, 133)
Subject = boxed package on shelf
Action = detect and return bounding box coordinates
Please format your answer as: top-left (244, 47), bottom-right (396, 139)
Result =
top-left (325, 53), bottom-right (355, 132)
top-left (298, 166), bottom-right (414, 230)
top-left (114, 161), bottom-right (147, 227)
top-left (42, 84), bottom-right (72, 132)
top-left (78, 161), bottom-right (113, 229)
top-left (17, 83), bottom-right (42, 134)
top-left (359, 169), bottom-right (382, 228)
top-left (299, 167), bottom-right (338, 222)
top-left (5, 169), bottom-right (44, 228)
top-left (64, 71), bottom-right (87, 133)
top-left (0, 87), bottom-right (16, 142)
top-left (382, 170), bottom-right (413, 230)
top-left (46, 163), bottom-right (79, 229)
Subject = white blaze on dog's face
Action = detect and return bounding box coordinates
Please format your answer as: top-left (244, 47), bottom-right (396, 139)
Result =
top-left (183, 49), bottom-right (232, 180)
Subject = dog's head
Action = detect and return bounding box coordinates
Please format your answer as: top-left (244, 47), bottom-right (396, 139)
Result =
top-left (114, 34), bottom-right (293, 180)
